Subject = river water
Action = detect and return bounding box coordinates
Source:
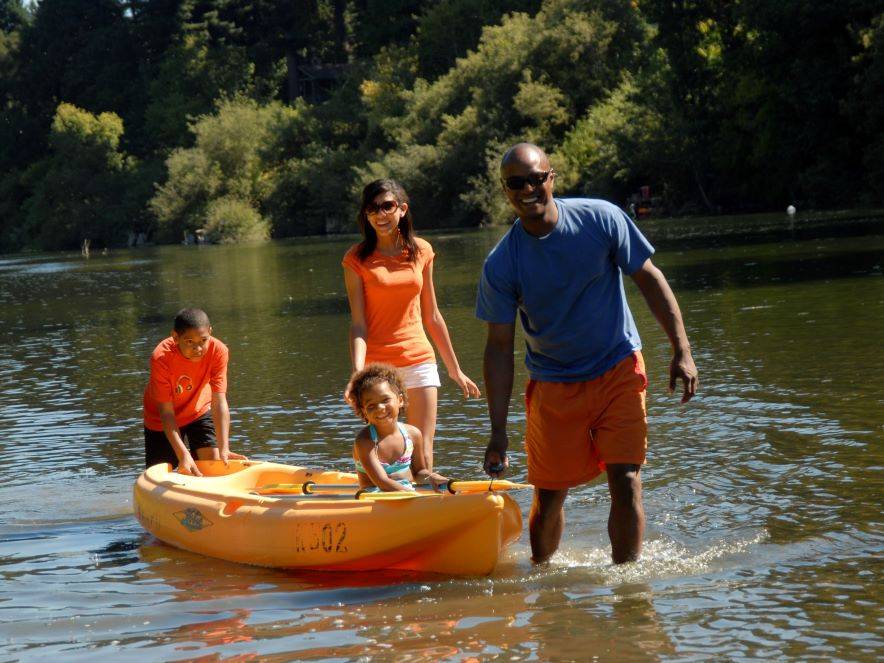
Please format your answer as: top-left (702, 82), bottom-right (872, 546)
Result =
top-left (1, 211), bottom-right (881, 661)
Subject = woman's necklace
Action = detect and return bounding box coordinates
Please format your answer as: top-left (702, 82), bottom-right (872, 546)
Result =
top-left (376, 229), bottom-right (403, 256)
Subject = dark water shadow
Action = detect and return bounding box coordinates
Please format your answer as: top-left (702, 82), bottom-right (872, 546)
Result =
top-left (644, 215), bottom-right (884, 252)
top-left (363, 246), bottom-right (883, 307)
top-left (278, 295), bottom-right (350, 317)
top-left (664, 247), bottom-right (883, 291)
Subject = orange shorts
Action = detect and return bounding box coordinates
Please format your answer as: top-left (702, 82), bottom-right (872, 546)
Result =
top-left (524, 352), bottom-right (648, 490)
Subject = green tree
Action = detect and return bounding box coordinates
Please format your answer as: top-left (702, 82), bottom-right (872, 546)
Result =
top-left (14, 0), bottom-right (140, 132)
top-left (142, 3), bottom-right (255, 149)
top-left (358, 0), bottom-right (646, 226)
top-left (411, 0), bottom-right (542, 79)
top-left (150, 96), bottom-right (296, 242)
top-left (639, 0), bottom-right (883, 210)
top-left (852, 12), bottom-right (884, 203)
top-left (22, 103), bottom-right (138, 250)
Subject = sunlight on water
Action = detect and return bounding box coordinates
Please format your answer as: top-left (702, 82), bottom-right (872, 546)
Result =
top-left (553, 532), bottom-right (770, 583)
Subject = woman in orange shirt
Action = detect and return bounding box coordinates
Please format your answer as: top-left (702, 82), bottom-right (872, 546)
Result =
top-left (342, 179), bottom-right (480, 470)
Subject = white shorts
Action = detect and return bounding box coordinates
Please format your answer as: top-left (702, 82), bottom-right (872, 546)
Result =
top-left (398, 362), bottom-right (441, 390)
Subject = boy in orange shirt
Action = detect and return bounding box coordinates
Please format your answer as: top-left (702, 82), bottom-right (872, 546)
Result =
top-left (143, 308), bottom-right (245, 476)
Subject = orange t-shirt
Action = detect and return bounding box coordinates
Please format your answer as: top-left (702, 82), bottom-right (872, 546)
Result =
top-left (142, 336), bottom-right (229, 431)
top-left (342, 237), bottom-right (436, 367)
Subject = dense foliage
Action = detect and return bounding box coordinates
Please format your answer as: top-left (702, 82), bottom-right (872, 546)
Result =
top-left (0, 0), bottom-right (881, 250)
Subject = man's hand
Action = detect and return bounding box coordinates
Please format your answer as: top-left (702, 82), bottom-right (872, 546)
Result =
top-left (670, 348), bottom-right (698, 403)
top-left (483, 429), bottom-right (510, 477)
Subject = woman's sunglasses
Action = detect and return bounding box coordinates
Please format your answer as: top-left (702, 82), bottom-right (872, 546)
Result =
top-left (503, 170), bottom-right (554, 191)
top-left (365, 200), bottom-right (400, 215)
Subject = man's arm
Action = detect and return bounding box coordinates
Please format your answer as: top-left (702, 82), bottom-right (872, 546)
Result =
top-left (158, 402), bottom-right (202, 476)
top-left (483, 322), bottom-right (516, 475)
top-left (630, 258), bottom-right (698, 402)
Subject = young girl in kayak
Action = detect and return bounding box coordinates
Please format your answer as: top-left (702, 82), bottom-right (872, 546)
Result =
top-left (342, 178), bottom-right (480, 471)
top-left (350, 364), bottom-right (448, 492)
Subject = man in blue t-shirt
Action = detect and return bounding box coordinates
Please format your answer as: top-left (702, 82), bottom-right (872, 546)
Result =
top-left (476, 143), bottom-right (698, 564)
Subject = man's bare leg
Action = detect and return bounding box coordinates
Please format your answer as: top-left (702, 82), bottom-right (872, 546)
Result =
top-left (529, 487), bottom-right (568, 563)
top-left (606, 463), bottom-right (644, 563)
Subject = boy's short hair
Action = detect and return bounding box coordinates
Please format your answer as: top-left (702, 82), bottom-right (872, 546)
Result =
top-left (173, 308), bottom-right (211, 333)
top-left (351, 363), bottom-right (407, 419)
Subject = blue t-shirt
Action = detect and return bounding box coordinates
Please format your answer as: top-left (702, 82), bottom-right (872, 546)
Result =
top-left (475, 198), bottom-right (654, 381)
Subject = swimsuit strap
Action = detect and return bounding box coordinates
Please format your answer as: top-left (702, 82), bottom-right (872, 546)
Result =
top-left (369, 423), bottom-right (411, 457)
top-left (355, 423), bottom-right (413, 476)
top-left (397, 422), bottom-right (413, 458)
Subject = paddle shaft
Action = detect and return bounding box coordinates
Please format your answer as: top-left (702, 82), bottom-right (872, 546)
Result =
top-left (253, 479), bottom-right (532, 497)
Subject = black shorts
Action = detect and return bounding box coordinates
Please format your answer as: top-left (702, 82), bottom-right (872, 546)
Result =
top-left (144, 411), bottom-right (217, 468)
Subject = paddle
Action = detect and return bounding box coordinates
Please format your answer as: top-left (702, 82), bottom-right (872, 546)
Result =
top-left (253, 482), bottom-right (356, 495)
top-left (253, 479), bottom-right (533, 497)
top-left (443, 479), bottom-right (532, 493)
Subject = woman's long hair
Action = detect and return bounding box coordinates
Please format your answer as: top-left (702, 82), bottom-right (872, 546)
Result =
top-left (356, 179), bottom-right (419, 263)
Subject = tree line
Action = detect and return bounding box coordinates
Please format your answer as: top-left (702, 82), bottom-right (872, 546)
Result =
top-left (0, 0), bottom-right (881, 251)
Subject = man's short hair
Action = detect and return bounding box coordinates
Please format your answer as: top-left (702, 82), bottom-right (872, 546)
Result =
top-left (501, 142), bottom-right (548, 169)
top-left (173, 308), bottom-right (211, 333)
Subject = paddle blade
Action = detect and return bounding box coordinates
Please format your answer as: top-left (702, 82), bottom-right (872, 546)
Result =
top-left (445, 479), bottom-right (533, 493)
top-left (253, 482), bottom-right (313, 495)
top-left (355, 489), bottom-right (423, 501)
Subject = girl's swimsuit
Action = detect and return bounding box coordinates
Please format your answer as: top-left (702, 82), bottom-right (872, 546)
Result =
top-left (353, 422), bottom-right (414, 477)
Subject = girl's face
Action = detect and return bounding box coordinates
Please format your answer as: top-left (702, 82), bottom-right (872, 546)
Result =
top-left (359, 380), bottom-right (403, 427)
top-left (364, 192), bottom-right (407, 240)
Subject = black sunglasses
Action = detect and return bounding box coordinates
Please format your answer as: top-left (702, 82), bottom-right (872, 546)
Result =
top-left (503, 170), bottom-right (554, 191)
top-left (365, 200), bottom-right (400, 215)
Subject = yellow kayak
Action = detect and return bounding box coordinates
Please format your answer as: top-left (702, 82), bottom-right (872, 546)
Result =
top-left (133, 459), bottom-right (523, 576)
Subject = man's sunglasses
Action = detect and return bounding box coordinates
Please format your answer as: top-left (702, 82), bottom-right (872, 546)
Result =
top-left (365, 200), bottom-right (400, 215)
top-left (503, 170), bottom-right (554, 191)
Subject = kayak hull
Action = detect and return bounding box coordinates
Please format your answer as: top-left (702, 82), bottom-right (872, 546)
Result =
top-left (133, 460), bottom-right (523, 576)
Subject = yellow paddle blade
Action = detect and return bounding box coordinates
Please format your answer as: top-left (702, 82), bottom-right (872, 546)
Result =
top-left (446, 479), bottom-right (533, 493)
top-left (254, 483), bottom-right (309, 495)
top-left (356, 491), bottom-right (423, 501)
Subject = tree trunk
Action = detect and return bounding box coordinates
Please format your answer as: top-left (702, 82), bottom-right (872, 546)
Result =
top-left (333, 0), bottom-right (347, 62)
top-left (692, 165), bottom-right (715, 213)
top-left (286, 46), bottom-right (300, 103)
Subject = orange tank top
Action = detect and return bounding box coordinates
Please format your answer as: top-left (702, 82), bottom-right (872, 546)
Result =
top-left (342, 237), bottom-right (436, 367)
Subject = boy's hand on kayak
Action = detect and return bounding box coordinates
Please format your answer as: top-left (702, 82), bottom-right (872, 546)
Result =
top-left (178, 453), bottom-right (202, 477)
top-left (220, 449), bottom-right (248, 466)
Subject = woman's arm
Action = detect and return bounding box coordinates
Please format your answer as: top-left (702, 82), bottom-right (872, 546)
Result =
top-left (343, 266), bottom-right (368, 402)
top-left (408, 425), bottom-right (448, 491)
top-left (419, 261), bottom-right (480, 398)
top-left (354, 436), bottom-right (413, 492)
